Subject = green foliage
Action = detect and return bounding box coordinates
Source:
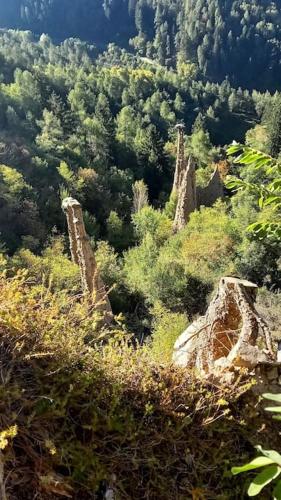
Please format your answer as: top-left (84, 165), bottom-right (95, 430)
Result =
top-left (264, 95), bottom-right (281, 158)
top-left (132, 179), bottom-right (149, 213)
top-left (150, 304), bottom-right (188, 363)
top-left (12, 236), bottom-right (80, 292)
top-left (132, 205), bottom-right (172, 245)
top-left (263, 393), bottom-right (281, 422)
top-left (164, 191), bottom-right (177, 219)
top-left (106, 211), bottom-right (133, 250)
top-left (232, 394), bottom-right (281, 498)
top-left (124, 203), bottom-right (237, 314)
top-left (0, 164), bottom-right (44, 251)
top-left (95, 240), bottom-right (122, 287)
top-left (177, 201), bottom-right (238, 282)
top-left (0, 267), bottom-right (278, 499)
top-left (2, 1), bottom-right (281, 91)
top-left (227, 144), bottom-right (281, 239)
top-left (0, 15), bottom-right (280, 500)
top-left (246, 125), bottom-right (269, 153)
top-left (196, 164), bottom-right (215, 188)
top-left (106, 211), bottom-right (124, 247)
top-left (0, 29), bottom-right (275, 253)
top-left (188, 128), bottom-right (214, 167)
top-left (36, 108), bottom-right (64, 154)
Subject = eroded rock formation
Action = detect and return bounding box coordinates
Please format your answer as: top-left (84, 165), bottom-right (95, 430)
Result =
top-left (172, 124), bottom-right (225, 233)
top-left (173, 123), bottom-right (186, 193)
top-left (62, 197), bottom-right (112, 324)
top-left (173, 277), bottom-right (275, 375)
top-left (173, 156), bottom-right (197, 232)
top-left (172, 124), bottom-right (197, 232)
top-left (197, 166), bottom-right (225, 208)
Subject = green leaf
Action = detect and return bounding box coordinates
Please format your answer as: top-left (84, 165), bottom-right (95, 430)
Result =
top-left (265, 407), bottom-right (281, 413)
top-left (248, 465), bottom-right (281, 497)
top-left (248, 222), bottom-right (267, 236)
top-left (258, 196), bottom-right (264, 209)
top-left (253, 158), bottom-right (272, 169)
top-left (269, 179), bottom-right (281, 190)
top-left (273, 479), bottom-right (281, 500)
top-left (231, 457), bottom-right (275, 475)
top-left (256, 446), bottom-right (281, 467)
top-left (264, 196), bottom-right (281, 207)
top-left (263, 394), bottom-right (281, 404)
top-left (227, 143), bottom-right (242, 155)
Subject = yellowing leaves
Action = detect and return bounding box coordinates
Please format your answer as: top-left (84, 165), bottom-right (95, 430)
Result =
top-left (0, 425), bottom-right (18, 450)
top-left (45, 439), bottom-right (57, 455)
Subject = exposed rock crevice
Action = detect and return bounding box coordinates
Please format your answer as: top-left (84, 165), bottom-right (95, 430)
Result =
top-left (173, 277), bottom-right (275, 375)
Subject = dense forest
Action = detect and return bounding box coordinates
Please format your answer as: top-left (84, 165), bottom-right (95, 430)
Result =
top-left (0, 0), bottom-right (281, 89)
top-left (0, 1), bottom-right (280, 498)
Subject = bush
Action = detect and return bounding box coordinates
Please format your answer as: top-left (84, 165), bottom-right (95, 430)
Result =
top-left (231, 192), bottom-right (281, 289)
top-left (132, 205), bottom-right (172, 246)
top-left (256, 288), bottom-right (281, 341)
top-left (179, 201), bottom-right (238, 282)
top-left (0, 268), bottom-right (279, 499)
top-left (124, 202), bottom-right (236, 315)
top-left (150, 303), bottom-right (188, 363)
top-left (11, 236), bottom-right (80, 292)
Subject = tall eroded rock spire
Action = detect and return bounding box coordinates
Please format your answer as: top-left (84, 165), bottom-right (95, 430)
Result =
top-left (173, 123), bottom-right (186, 193)
top-left (173, 156), bottom-right (197, 233)
top-left (62, 197), bottom-right (113, 324)
top-left (172, 124), bottom-right (197, 232)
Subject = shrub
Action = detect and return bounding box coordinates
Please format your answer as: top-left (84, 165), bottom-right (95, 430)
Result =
top-left (132, 205), bottom-right (172, 245)
top-left (175, 201), bottom-right (238, 282)
top-left (256, 288), bottom-right (281, 341)
top-left (124, 205), bottom-right (236, 314)
top-left (150, 303), bottom-right (188, 363)
top-left (11, 236), bottom-right (80, 292)
top-left (0, 268), bottom-right (279, 499)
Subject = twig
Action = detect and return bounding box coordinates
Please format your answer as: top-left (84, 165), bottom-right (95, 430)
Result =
top-left (0, 451), bottom-right (7, 500)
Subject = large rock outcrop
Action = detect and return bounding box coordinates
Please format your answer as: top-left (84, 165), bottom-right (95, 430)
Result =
top-left (172, 124), bottom-right (224, 233)
top-left (173, 277), bottom-right (275, 375)
top-left (173, 156), bottom-right (197, 232)
top-left (197, 166), bottom-right (225, 208)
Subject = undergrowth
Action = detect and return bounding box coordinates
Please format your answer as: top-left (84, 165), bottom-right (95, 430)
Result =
top-left (0, 270), bottom-right (279, 499)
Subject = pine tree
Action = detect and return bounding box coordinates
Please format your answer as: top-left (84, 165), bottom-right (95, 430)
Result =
top-left (265, 95), bottom-right (281, 158)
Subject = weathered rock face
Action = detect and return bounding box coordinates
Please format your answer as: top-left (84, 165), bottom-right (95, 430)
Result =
top-left (173, 124), bottom-right (186, 193)
top-left (172, 124), bottom-right (197, 232)
top-left (173, 277), bottom-right (275, 376)
top-left (173, 317), bottom-right (205, 368)
top-left (172, 124), bottom-right (224, 233)
top-left (197, 167), bottom-right (225, 208)
top-left (62, 197), bottom-right (113, 324)
top-left (173, 156), bottom-right (197, 232)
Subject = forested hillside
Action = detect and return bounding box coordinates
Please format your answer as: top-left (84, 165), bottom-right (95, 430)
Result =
top-left (0, 28), bottom-right (279, 325)
top-left (0, 2), bottom-right (280, 496)
top-left (0, 0), bottom-right (281, 89)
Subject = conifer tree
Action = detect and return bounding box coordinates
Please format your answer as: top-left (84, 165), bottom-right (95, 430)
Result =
top-left (265, 95), bottom-right (281, 158)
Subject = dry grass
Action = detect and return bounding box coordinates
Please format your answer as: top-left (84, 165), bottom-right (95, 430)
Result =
top-left (0, 271), bottom-right (279, 499)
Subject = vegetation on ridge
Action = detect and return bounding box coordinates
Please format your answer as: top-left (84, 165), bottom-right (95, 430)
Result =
top-left (0, 268), bottom-right (279, 499)
top-left (0, 3), bottom-right (280, 495)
